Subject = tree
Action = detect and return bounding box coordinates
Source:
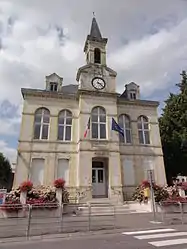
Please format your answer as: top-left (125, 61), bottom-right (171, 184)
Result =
top-left (0, 152), bottom-right (12, 189)
top-left (159, 71), bottom-right (187, 184)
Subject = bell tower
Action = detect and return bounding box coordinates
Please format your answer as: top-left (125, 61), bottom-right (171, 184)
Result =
top-left (76, 15), bottom-right (117, 93)
top-left (84, 16), bottom-right (108, 66)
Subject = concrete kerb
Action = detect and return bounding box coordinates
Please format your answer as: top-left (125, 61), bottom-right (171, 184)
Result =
top-left (0, 224), bottom-right (173, 244)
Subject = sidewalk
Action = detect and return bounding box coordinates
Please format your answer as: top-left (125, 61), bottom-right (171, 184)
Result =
top-left (0, 213), bottom-right (170, 243)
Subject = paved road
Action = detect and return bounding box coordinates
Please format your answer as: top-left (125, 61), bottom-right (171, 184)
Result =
top-left (0, 213), bottom-right (165, 238)
top-left (2, 226), bottom-right (187, 249)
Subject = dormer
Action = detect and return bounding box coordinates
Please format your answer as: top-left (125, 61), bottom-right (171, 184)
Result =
top-left (45, 73), bottom-right (63, 92)
top-left (124, 82), bottom-right (140, 100)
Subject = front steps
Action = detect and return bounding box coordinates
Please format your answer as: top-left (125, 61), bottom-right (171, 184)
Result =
top-left (77, 200), bottom-right (151, 216)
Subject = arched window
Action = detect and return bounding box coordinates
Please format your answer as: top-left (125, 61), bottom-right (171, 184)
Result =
top-left (137, 116), bottom-right (150, 144)
top-left (94, 48), bottom-right (101, 64)
top-left (91, 106), bottom-right (106, 139)
top-left (34, 108), bottom-right (50, 139)
top-left (58, 110), bottom-right (72, 141)
top-left (118, 114), bottom-right (132, 144)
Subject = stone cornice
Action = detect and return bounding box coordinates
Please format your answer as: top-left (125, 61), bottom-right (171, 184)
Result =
top-left (78, 89), bottom-right (118, 98)
top-left (76, 63), bottom-right (117, 81)
top-left (117, 96), bottom-right (159, 107)
top-left (21, 88), bottom-right (78, 101)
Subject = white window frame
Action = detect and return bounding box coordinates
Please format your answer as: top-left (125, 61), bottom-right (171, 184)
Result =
top-left (34, 108), bottom-right (50, 140)
top-left (58, 110), bottom-right (72, 141)
top-left (137, 116), bottom-right (150, 145)
top-left (91, 106), bottom-right (106, 140)
top-left (118, 114), bottom-right (132, 144)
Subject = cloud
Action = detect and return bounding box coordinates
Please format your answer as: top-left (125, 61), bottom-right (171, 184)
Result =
top-left (109, 18), bottom-right (187, 96)
top-left (0, 140), bottom-right (16, 163)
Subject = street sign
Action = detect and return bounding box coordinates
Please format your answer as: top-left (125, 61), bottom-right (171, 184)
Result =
top-left (147, 170), bottom-right (155, 184)
top-left (0, 189), bottom-right (7, 205)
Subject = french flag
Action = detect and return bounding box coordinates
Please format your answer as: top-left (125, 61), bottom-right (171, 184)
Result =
top-left (84, 118), bottom-right (90, 138)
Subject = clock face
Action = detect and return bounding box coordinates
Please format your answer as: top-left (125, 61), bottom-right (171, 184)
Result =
top-left (91, 77), bottom-right (106, 90)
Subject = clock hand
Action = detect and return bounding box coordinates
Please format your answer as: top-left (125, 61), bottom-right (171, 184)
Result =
top-left (97, 81), bottom-right (103, 87)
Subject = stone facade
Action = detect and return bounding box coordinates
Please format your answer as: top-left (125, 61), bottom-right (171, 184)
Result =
top-left (14, 17), bottom-right (166, 203)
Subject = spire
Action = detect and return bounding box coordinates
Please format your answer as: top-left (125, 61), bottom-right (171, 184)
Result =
top-left (83, 15), bottom-right (107, 52)
top-left (90, 15), bottom-right (102, 40)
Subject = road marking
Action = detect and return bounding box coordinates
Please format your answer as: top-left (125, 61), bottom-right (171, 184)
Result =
top-left (122, 228), bottom-right (176, 235)
top-left (149, 238), bottom-right (187, 247)
top-left (135, 231), bottom-right (187, 240)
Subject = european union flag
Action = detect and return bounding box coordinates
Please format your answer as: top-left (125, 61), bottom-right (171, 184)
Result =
top-left (111, 118), bottom-right (124, 137)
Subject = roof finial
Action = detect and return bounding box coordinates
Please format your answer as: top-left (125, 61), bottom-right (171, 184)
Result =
top-left (93, 12), bottom-right (95, 17)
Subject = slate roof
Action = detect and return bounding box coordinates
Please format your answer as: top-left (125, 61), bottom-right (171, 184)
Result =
top-left (90, 17), bottom-right (102, 40)
top-left (61, 84), bottom-right (78, 94)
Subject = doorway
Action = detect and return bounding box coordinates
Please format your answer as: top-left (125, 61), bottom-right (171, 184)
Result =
top-left (92, 159), bottom-right (108, 198)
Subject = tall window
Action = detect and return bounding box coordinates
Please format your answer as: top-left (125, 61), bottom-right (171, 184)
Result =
top-left (58, 110), bottom-right (72, 141)
top-left (94, 48), bottom-right (101, 64)
top-left (30, 158), bottom-right (44, 186)
top-left (34, 108), bottom-right (50, 139)
top-left (137, 116), bottom-right (150, 145)
top-left (91, 106), bottom-right (106, 139)
top-left (57, 159), bottom-right (69, 185)
top-left (118, 114), bottom-right (132, 144)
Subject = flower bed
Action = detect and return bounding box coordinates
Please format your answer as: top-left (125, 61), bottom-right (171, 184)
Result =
top-left (0, 179), bottom-right (69, 217)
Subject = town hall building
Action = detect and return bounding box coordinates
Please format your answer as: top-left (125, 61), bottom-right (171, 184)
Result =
top-left (14, 17), bottom-right (166, 202)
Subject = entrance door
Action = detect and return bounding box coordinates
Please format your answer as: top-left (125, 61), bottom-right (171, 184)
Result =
top-left (92, 162), bottom-right (106, 197)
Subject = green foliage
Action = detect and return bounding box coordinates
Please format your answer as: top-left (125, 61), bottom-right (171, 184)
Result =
top-left (0, 152), bottom-right (12, 189)
top-left (159, 71), bottom-right (187, 182)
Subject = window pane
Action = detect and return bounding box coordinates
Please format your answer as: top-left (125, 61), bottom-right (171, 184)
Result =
top-left (35, 114), bottom-right (41, 123)
top-left (138, 130), bottom-right (144, 144)
top-left (126, 130), bottom-right (131, 143)
top-left (92, 114), bottom-right (98, 122)
top-left (66, 117), bottom-right (72, 125)
top-left (92, 108), bottom-right (98, 114)
top-left (65, 126), bottom-right (71, 141)
top-left (100, 124), bottom-right (106, 139)
top-left (43, 114), bottom-right (50, 123)
top-left (92, 123), bottom-right (98, 138)
top-left (36, 109), bottom-right (42, 115)
top-left (43, 109), bottom-right (49, 115)
top-left (144, 131), bottom-right (150, 144)
top-left (42, 125), bottom-right (48, 139)
top-left (92, 170), bottom-right (96, 183)
top-left (34, 124), bottom-right (41, 139)
top-left (137, 122), bottom-right (142, 129)
top-left (119, 133), bottom-right (124, 142)
top-left (118, 117), bottom-right (123, 126)
top-left (125, 118), bottom-right (130, 129)
top-left (66, 111), bottom-right (72, 117)
top-left (98, 170), bottom-right (103, 183)
top-left (100, 115), bottom-right (106, 122)
top-left (58, 126), bottom-right (64, 140)
top-left (144, 123), bottom-right (149, 129)
top-left (59, 116), bottom-right (64, 125)
top-left (99, 108), bottom-right (105, 115)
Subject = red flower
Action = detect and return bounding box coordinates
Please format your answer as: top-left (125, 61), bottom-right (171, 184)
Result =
top-left (54, 178), bottom-right (65, 189)
top-left (141, 180), bottom-right (150, 188)
top-left (19, 180), bottom-right (33, 192)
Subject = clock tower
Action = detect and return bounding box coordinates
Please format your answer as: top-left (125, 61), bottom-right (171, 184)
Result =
top-left (76, 16), bottom-right (117, 93)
